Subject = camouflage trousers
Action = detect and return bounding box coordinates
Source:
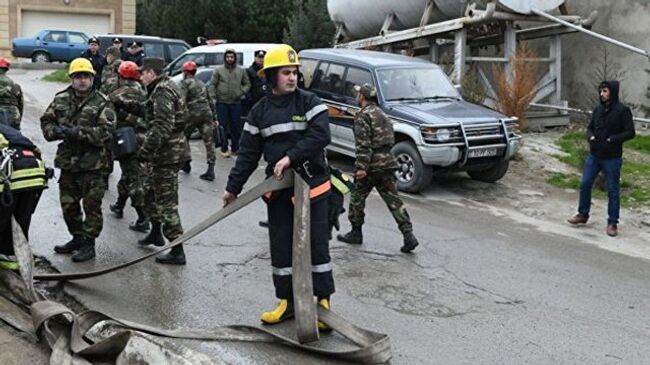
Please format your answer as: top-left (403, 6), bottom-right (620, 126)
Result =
top-left (116, 155), bottom-right (144, 207)
top-left (184, 113), bottom-right (216, 165)
top-left (348, 171), bottom-right (413, 234)
top-left (143, 163), bottom-right (183, 241)
top-left (0, 108), bottom-right (20, 130)
top-left (59, 170), bottom-right (107, 239)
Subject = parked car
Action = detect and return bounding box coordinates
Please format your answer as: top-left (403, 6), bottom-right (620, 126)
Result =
top-left (164, 43), bottom-right (276, 77)
top-left (94, 34), bottom-right (190, 64)
top-left (299, 48), bottom-right (521, 192)
top-left (12, 29), bottom-right (90, 63)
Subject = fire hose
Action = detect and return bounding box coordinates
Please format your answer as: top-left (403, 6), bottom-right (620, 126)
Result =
top-left (0, 170), bottom-right (392, 364)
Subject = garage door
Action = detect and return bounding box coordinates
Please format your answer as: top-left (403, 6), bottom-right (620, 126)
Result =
top-left (21, 10), bottom-right (111, 38)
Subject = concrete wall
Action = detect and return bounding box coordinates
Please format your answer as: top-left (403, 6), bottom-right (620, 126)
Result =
top-left (562, 0), bottom-right (650, 110)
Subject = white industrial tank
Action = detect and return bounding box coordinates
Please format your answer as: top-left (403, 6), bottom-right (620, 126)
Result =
top-left (328, 0), bottom-right (566, 40)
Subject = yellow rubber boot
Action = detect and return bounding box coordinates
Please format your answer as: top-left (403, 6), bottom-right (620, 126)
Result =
top-left (260, 299), bottom-right (294, 325)
top-left (318, 298), bottom-right (332, 332)
top-left (0, 260), bottom-right (18, 271)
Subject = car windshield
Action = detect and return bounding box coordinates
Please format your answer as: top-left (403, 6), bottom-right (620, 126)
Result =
top-left (377, 67), bottom-right (460, 101)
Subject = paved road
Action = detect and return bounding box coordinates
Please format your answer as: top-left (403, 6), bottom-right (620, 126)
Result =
top-left (11, 70), bottom-right (650, 364)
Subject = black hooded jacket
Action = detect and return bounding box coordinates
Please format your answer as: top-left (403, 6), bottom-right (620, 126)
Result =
top-left (587, 80), bottom-right (635, 159)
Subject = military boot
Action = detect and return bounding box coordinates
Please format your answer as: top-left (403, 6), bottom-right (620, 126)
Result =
top-left (54, 235), bottom-right (85, 254)
top-left (129, 207), bottom-right (150, 232)
top-left (109, 195), bottom-right (128, 219)
top-left (181, 160), bottom-right (191, 173)
top-left (337, 225), bottom-right (363, 245)
top-left (71, 238), bottom-right (96, 262)
top-left (138, 222), bottom-right (165, 247)
top-left (199, 163), bottom-right (215, 181)
top-left (260, 299), bottom-right (294, 325)
top-left (400, 231), bottom-right (419, 253)
top-left (155, 245), bottom-right (186, 265)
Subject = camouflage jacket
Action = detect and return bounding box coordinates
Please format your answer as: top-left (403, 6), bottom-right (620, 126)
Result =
top-left (108, 78), bottom-right (147, 132)
top-left (353, 102), bottom-right (398, 172)
top-left (180, 76), bottom-right (214, 120)
top-left (40, 87), bottom-right (116, 172)
top-left (140, 74), bottom-right (187, 166)
top-left (99, 59), bottom-right (122, 95)
top-left (0, 73), bottom-right (24, 129)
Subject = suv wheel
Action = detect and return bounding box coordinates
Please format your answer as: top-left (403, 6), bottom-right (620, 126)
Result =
top-left (467, 160), bottom-right (509, 183)
top-left (32, 51), bottom-right (50, 63)
top-left (392, 141), bottom-right (433, 193)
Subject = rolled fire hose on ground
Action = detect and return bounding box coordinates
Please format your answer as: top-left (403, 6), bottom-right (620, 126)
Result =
top-left (0, 170), bottom-right (392, 364)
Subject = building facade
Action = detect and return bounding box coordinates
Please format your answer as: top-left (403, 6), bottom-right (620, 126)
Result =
top-left (0, 0), bottom-right (136, 57)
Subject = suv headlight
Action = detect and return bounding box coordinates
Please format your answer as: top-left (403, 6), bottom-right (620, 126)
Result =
top-left (436, 128), bottom-right (451, 142)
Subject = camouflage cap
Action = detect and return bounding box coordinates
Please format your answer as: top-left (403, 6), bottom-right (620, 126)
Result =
top-left (141, 57), bottom-right (165, 74)
top-left (106, 46), bottom-right (121, 58)
top-left (354, 83), bottom-right (377, 98)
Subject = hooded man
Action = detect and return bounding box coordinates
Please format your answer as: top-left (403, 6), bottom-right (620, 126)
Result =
top-left (208, 48), bottom-right (250, 157)
top-left (568, 80), bottom-right (636, 236)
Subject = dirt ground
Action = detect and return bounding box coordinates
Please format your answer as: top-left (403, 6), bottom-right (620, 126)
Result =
top-left (432, 129), bottom-right (650, 258)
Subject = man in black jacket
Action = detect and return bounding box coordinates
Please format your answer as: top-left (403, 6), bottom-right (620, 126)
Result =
top-left (243, 50), bottom-right (266, 116)
top-left (222, 44), bottom-right (334, 329)
top-left (568, 80), bottom-right (635, 236)
top-left (81, 37), bottom-right (104, 90)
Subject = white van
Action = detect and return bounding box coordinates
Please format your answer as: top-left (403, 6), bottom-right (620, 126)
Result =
top-left (164, 43), bottom-right (277, 76)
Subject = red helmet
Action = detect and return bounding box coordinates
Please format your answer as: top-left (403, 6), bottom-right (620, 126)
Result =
top-left (0, 57), bottom-right (10, 69)
top-left (182, 61), bottom-right (198, 73)
top-left (118, 61), bottom-right (140, 80)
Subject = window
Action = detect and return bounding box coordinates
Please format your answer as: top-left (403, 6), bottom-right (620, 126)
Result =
top-left (310, 61), bottom-right (329, 91)
top-left (168, 44), bottom-right (188, 60)
top-left (170, 53), bottom-right (207, 75)
top-left (300, 58), bottom-right (318, 89)
top-left (68, 33), bottom-right (87, 44)
top-left (310, 62), bottom-right (347, 96)
top-left (144, 43), bottom-right (165, 59)
top-left (377, 67), bottom-right (460, 101)
top-left (343, 67), bottom-right (373, 99)
top-left (44, 31), bottom-right (66, 43)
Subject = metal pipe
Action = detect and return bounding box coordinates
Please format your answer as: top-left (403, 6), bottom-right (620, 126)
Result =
top-left (530, 8), bottom-right (650, 61)
top-left (530, 102), bottom-right (650, 124)
top-left (468, 9), bottom-right (583, 23)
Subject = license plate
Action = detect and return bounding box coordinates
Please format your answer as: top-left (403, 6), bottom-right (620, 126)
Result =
top-left (468, 147), bottom-right (499, 158)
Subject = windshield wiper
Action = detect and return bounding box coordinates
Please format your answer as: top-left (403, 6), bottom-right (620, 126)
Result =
top-left (387, 96), bottom-right (460, 102)
top-left (386, 97), bottom-right (426, 102)
top-left (420, 96), bottom-right (460, 101)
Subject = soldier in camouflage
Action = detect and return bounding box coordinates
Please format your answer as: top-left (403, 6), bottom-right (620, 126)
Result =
top-left (137, 57), bottom-right (187, 265)
top-left (40, 58), bottom-right (116, 262)
top-left (99, 46), bottom-right (122, 95)
top-left (179, 61), bottom-right (217, 181)
top-left (107, 61), bottom-right (150, 232)
top-left (337, 83), bottom-right (419, 253)
top-left (0, 58), bottom-right (23, 130)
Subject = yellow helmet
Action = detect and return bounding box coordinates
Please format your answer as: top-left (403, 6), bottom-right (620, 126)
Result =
top-left (258, 44), bottom-right (300, 78)
top-left (68, 58), bottom-right (95, 76)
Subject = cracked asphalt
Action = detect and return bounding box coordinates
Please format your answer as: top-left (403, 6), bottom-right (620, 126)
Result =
top-left (7, 69), bottom-right (650, 364)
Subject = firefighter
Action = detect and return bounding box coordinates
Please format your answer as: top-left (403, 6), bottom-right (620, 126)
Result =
top-left (0, 124), bottom-right (48, 270)
top-left (222, 44), bottom-right (334, 329)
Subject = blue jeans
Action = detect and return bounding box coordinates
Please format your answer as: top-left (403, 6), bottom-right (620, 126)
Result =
top-left (578, 154), bottom-right (622, 225)
top-left (216, 103), bottom-right (242, 153)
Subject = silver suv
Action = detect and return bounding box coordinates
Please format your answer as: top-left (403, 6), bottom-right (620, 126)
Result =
top-left (299, 48), bottom-right (521, 193)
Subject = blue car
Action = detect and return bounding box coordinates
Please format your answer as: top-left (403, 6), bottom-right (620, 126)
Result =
top-left (12, 30), bottom-right (90, 63)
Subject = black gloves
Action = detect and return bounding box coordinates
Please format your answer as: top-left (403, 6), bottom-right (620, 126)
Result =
top-left (63, 126), bottom-right (80, 141)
